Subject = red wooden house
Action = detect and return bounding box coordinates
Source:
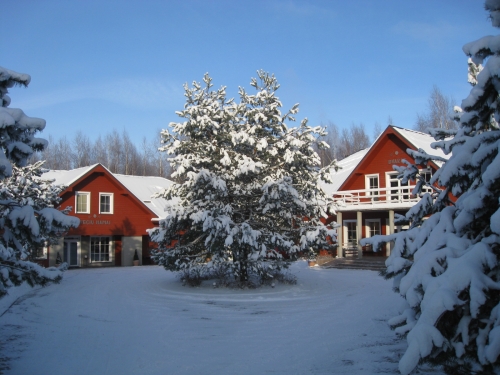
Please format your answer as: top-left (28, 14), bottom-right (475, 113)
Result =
top-left (39, 164), bottom-right (173, 267)
top-left (324, 125), bottom-right (449, 258)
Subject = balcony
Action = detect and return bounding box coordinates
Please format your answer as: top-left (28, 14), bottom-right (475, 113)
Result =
top-left (332, 185), bottom-right (427, 211)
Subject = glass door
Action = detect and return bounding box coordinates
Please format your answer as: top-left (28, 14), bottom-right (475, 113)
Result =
top-left (387, 172), bottom-right (409, 201)
top-left (63, 240), bottom-right (79, 267)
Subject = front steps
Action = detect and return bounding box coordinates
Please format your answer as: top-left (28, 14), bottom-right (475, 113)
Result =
top-left (320, 257), bottom-right (387, 272)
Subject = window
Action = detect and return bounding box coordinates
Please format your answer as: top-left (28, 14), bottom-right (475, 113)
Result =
top-left (99, 193), bottom-right (114, 214)
top-left (386, 172), bottom-right (409, 201)
top-left (75, 192), bottom-right (90, 213)
top-left (90, 237), bottom-right (111, 262)
top-left (365, 174), bottom-right (379, 199)
top-left (366, 219), bottom-right (381, 237)
top-left (420, 169), bottom-right (433, 194)
top-left (33, 241), bottom-right (48, 259)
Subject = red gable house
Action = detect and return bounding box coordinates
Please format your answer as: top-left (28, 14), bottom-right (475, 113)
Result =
top-left (40, 164), bottom-right (173, 268)
top-left (323, 125), bottom-right (449, 258)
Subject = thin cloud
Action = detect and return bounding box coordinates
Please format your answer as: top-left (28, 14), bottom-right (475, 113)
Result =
top-left (392, 20), bottom-right (458, 47)
top-left (16, 78), bottom-right (182, 110)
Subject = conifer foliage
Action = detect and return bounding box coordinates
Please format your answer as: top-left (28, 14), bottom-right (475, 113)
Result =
top-left (149, 71), bottom-right (336, 286)
top-left (362, 2), bottom-right (500, 373)
top-left (0, 67), bottom-right (79, 297)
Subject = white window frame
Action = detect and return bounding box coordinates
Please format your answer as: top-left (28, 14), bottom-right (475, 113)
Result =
top-left (99, 193), bottom-right (114, 214)
top-left (90, 236), bottom-right (113, 263)
top-left (385, 172), bottom-right (410, 202)
top-left (365, 174), bottom-right (380, 199)
top-left (365, 219), bottom-right (381, 238)
top-left (343, 220), bottom-right (358, 248)
top-left (420, 168), bottom-right (433, 194)
top-left (75, 192), bottom-right (90, 214)
top-left (34, 241), bottom-right (48, 259)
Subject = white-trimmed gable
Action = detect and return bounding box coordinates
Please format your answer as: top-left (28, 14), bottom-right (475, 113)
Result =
top-left (322, 126), bottom-right (450, 195)
top-left (42, 164), bottom-right (173, 218)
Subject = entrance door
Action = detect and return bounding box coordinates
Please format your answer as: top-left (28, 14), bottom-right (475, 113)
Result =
top-left (343, 221), bottom-right (357, 248)
top-left (63, 240), bottom-right (79, 267)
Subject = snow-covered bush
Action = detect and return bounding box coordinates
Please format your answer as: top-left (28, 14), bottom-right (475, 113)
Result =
top-left (149, 71), bottom-right (337, 286)
top-left (0, 67), bottom-right (79, 297)
top-left (361, 2), bottom-right (500, 374)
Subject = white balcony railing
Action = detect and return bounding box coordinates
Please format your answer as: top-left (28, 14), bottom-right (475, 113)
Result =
top-left (333, 186), bottom-right (429, 208)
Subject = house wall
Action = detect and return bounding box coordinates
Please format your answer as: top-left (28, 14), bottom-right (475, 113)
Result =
top-left (49, 238), bottom-right (64, 267)
top-left (340, 133), bottom-right (420, 192)
top-left (49, 165), bottom-right (158, 267)
top-left (60, 166), bottom-right (156, 238)
top-left (329, 127), bottom-right (443, 258)
top-left (122, 236), bottom-right (142, 266)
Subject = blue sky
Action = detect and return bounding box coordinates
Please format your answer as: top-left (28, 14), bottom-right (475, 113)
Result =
top-left (2, 0), bottom-right (495, 146)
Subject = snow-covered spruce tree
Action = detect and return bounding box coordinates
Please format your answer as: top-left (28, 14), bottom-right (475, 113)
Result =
top-left (149, 71), bottom-right (337, 286)
top-left (361, 2), bottom-right (500, 374)
top-left (0, 66), bottom-right (79, 297)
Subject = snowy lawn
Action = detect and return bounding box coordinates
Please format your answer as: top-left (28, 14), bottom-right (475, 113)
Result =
top-left (0, 261), bottom-right (443, 375)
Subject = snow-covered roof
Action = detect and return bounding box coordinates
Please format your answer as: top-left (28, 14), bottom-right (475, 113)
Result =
top-left (322, 126), bottom-right (451, 195)
top-left (42, 164), bottom-right (173, 218)
top-left (114, 174), bottom-right (173, 218)
top-left (391, 126), bottom-right (449, 167)
top-left (42, 164), bottom-right (98, 187)
top-left (322, 148), bottom-right (369, 196)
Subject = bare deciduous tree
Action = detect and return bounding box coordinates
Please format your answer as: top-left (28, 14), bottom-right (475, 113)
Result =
top-left (337, 123), bottom-right (370, 160)
top-left (314, 121), bottom-right (340, 167)
top-left (106, 130), bottom-right (123, 174)
top-left (415, 85), bottom-right (457, 132)
top-left (73, 131), bottom-right (93, 168)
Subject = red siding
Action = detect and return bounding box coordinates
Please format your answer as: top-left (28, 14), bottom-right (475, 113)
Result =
top-left (58, 165), bottom-right (156, 238)
top-left (340, 130), bottom-right (436, 192)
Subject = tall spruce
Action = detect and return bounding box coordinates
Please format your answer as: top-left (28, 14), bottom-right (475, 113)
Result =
top-left (0, 67), bottom-right (79, 297)
top-left (361, 2), bottom-right (500, 373)
top-left (149, 71), bottom-right (337, 285)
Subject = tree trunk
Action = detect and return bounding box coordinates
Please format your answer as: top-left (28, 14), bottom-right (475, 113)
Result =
top-left (239, 246), bottom-right (248, 283)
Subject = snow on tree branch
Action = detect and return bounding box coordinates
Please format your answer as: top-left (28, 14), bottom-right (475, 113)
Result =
top-left (361, 2), bottom-right (500, 373)
top-left (149, 71), bottom-right (338, 286)
top-left (0, 67), bottom-right (79, 297)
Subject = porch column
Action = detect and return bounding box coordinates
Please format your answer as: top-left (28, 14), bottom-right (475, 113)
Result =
top-left (337, 212), bottom-right (343, 258)
top-left (387, 210), bottom-right (395, 256)
top-left (357, 211), bottom-right (362, 259)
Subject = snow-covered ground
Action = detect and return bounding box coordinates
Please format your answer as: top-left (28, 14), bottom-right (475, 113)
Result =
top-left (0, 262), bottom-right (443, 375)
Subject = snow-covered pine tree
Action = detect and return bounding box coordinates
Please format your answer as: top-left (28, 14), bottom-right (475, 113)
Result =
top-left (0, 66), bottom-right (79, 297)
top-left (361, 2), bottom-right (500, 374)
top-left (149, 71), bottom-right (337, 286)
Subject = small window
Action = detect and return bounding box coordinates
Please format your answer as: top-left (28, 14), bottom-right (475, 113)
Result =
top-left (421, 170), bottom-right (432, 183)
top-left (421, 169), bottom-right (433, 194)
top-left (90, 237), bottom-right (111, 262)
top-left (33, 241), bottom-right (48, 259)
top-left (99, 193), bottom-right (114, 214)
top-left (75, 192), bottom-right (90, 214)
